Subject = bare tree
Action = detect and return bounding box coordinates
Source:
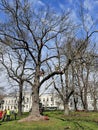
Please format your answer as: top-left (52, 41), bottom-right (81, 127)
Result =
top-left (88, 57), bottom-right (98, 111)
top-left (57, 37), bottom-right (98, 113)
top-left (0, 0), bottom-right (98, 121)
top-left (0, 48), bottom-right (29, 116)
top-left (0, 0), bottom-right (73, 121)
top-left (70, 42), bottom-right (98, 111)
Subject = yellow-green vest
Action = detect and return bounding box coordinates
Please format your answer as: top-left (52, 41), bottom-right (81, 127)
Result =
top-left (7, 110), bottom-right (10, 115)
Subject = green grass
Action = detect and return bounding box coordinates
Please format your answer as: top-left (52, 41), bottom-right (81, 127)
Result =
top-left (1, 111), bottom-right (98, 130)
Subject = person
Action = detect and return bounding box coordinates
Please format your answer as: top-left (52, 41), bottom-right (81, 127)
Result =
top-left (1, 109), bottom-right (6, 122)
top-left (14, 107), bottom-right (18, 120)
top-left (40, 69), bottom-right (45, 76)
top-left (39, 102), bottom-right (44, 115)
top-left (0, 109), bottom-right (3, 120)
top-left (6, 108), bottom-right (11, 121)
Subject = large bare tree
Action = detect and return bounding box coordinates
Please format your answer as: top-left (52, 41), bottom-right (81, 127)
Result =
top-left (0, 0), bottom-right (72, 121)
top-left (0, 0), bottom-right (98, 121)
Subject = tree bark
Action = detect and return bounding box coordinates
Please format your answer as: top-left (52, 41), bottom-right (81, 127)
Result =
top-left (30, 87), bottom-right (40, 116)
top-left (64, 101), bottom-right (69, 116)
top-left (18, 81), bottom-right (23, 116)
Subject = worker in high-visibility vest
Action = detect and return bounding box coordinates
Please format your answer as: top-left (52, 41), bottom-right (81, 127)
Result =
top-left (6, 108), bottom-right (11, 121)
top-left (1, 109), bottom-right (6, 121)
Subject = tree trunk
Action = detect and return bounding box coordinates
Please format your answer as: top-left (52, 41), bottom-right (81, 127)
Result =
top-left (18, 86), bottom-right (45, 122)
top-left (74, 97), bottom-right (78, 111)
top-left (18, 67), bottom-right (45, 122)
top-left (64, 102), bottom-right (69, 116)
top-left (93, 97), bottom-right (97, 111)
top-left (18, 81), bottom-right (23, 116)
top-left (84, 86), bottom-right (88, 111)
top-left (30, 87), bottom-right (40, 116)
top-left (83, 70), bottom-right (89, 111)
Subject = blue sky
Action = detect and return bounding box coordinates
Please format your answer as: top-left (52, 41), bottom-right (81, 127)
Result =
top-left (1, 0), bottom-right (98, 34)
top-left (52, 0), bottom-right (96, 17)
top-left (0, 0), bottom-right (98, 46)
top-left (32, 0), bottom-right (98, 31)
top-left (33, 0), bottom-right (98, 23)
top-left (0, 0), bottom-right (98, 93)
top-left (34, 0), bottom-right (98, 15)
top-left (33, 0), bottom-right (98, 47)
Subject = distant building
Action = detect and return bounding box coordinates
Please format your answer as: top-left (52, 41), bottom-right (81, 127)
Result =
top-left (1, 92), bottom-right (32, 112)
top-left (39, 93), bottom-right (64, 110)
top-left (1, 90), bottom-right (98, 112)
top-left (1, 92), bottom-right (63, 112)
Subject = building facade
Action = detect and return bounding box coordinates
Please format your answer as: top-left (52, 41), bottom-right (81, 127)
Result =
top-left (1, 92), bottom-right (63, 112)
top-left (1, 92), bottom-right (97, 112)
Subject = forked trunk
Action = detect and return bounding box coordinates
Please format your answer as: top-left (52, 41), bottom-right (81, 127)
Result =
top-left (18, 86), bottom-right (44, 122)
top-left (18, 66), bottom-right (48, 122)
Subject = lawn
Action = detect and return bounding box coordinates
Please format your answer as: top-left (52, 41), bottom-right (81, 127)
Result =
top-left (0, 111), bottom-right (98, 130)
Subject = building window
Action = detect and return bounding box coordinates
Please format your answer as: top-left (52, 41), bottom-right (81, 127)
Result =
top-left (43, 98), bottom-right (45, 102)
top-left (39, 98), bottom-right (41, 102)
top-left (51, 97), bottom-right (53, 101)
top-left (27, 98), bottom-right (29, 102)
top-left (70, 102), bottom-right (73, 107)
top-left (47, 98), bottom-right (49, 102)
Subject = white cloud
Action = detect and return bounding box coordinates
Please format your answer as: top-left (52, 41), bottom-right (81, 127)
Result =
top-left (38, 0), bottom-right (45, 6)
top-left (59, 3), bottom-right (65, 11)
top-left (84, 0), bottom-right (98, 11)
top-left (84, 0), bottom-right (94, 11)
top-left (68, 0), bottom-right (73, 4)
top-left (84, 13), bottom-right (93, 30)
top-left (30, 0), bottom-right (45, 7)
top-left (70, 10), bottom-right (79, 23)
top-left (95, 0), bottom-right (98, 3)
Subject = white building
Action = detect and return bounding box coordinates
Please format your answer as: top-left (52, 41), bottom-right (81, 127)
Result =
top-left (39, 93), bottom-right (64, 110)
top-left (1, 92), bottom-right (64, 112)
top-left (1, 92), bottom-right (32, 112)
top-left (1, 91), bottom-right (97, 112)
